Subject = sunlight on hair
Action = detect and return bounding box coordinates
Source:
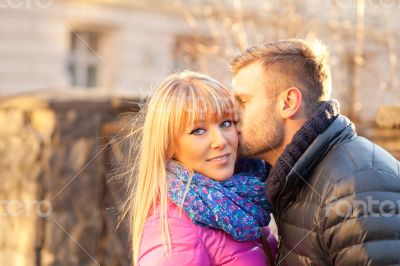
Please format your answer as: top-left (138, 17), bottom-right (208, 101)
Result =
top-left (309, 39), bottom-right (328, 60)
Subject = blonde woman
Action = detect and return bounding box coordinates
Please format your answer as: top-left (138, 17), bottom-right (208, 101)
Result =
top-left (124, 71), bottom-right (277, 265)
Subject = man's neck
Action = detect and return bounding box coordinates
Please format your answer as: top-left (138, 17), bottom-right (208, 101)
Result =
top-left (260, 146), bottom-right (286, 167)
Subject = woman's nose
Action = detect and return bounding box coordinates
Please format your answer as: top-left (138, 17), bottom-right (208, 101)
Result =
top-left (210, 128), bottom-right (228, 149)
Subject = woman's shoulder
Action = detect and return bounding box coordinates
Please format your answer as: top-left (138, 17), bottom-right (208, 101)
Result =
top-left (139, 201), bottom-right (210, 265)
top-left (140, 200), bottom-right (271, 266)
top-left (142, 200), bottom-right (201, 244)
top-left (144, 200), bottom-right (195, 227)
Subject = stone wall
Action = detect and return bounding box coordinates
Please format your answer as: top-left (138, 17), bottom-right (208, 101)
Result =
top-left (0, 97), bottom-right (48, 265)
top-left (0, 91), bottom-right (138, 266)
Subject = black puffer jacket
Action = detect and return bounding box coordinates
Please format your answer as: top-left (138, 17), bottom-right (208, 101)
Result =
top-left (275, 115), bottom-right (400, 265)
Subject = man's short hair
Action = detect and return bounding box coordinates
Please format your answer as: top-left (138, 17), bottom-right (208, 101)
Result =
top-left (230, 39), bottom-right (332, 116)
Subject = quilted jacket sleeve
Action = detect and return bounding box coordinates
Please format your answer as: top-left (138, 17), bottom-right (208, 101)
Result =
top-left (320, 168), bottom-right (400, 265)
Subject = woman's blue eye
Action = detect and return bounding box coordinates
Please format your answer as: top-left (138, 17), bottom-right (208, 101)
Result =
top-left (190, 128), bottom-right (206, 135)
top-left (220, 120), bottom-right (233, 128)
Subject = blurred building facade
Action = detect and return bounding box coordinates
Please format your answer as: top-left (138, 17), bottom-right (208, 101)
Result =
top-left (0, 0), bottom-right (399, 123)
top-left (0, 0), bottom-right (196, 96)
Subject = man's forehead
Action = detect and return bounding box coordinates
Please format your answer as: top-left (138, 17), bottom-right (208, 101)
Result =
top-left (232, 62), bottom-right (265, 94)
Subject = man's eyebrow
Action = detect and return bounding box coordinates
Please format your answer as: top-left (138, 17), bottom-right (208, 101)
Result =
top-left (234, 94), bottom-right (252, 100)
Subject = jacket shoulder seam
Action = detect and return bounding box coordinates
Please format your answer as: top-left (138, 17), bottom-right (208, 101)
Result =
top-left (341, 144), bottom-right (360, 170)
top-left (352, 167), bottom-right (399, 177)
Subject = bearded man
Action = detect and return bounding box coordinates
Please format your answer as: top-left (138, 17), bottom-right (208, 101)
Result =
top-left (231, 39), bottom-right (400, 265)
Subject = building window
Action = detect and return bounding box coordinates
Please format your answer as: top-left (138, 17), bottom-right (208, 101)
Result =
top-left (67, 31), bottom-right (101, 88)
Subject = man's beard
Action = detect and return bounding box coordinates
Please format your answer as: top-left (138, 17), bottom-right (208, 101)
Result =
top-left (238, 110), bottom-right (285, 158)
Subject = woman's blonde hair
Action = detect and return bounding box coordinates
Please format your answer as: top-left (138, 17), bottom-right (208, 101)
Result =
top-left (122, 71), bottom-right (234, 265)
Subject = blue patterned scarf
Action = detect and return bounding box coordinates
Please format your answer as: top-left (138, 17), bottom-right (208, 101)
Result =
top-left (167, 159), bottom-right (272, 241)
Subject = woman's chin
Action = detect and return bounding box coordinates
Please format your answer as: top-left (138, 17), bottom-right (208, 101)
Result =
top-left (206, 167), bottom-right (235, 182)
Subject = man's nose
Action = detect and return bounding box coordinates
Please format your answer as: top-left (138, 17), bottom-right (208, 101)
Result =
top-left (235, 123), bottom-right (241, 135)
top-left (233, 111), bottom-right (242, 135)
top-left (233, 110), bottom-right (240, 124)
top-left (233, 100), bottom-right (241, 117)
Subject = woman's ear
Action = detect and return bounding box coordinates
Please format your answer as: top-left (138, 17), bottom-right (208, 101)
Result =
top-left (278, 87), bottom-right (303, 119)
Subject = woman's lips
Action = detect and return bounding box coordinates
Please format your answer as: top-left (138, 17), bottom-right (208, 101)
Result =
top-left (207, 153), bottom-right (230, 164)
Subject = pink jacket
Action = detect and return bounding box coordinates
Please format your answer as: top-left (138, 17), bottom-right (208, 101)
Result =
top-left (138, 201), bottom-right (277, 266)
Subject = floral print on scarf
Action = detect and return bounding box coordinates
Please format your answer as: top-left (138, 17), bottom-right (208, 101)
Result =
top-left (167, 159), bottom-right (272, 241)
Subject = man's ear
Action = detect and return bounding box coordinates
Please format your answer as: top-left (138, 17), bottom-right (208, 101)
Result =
top-left (278, 87), bottom-right (303, 119)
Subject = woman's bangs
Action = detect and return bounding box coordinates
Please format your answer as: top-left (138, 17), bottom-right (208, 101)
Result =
top-left (180, 84), bottom-right (234, 130)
